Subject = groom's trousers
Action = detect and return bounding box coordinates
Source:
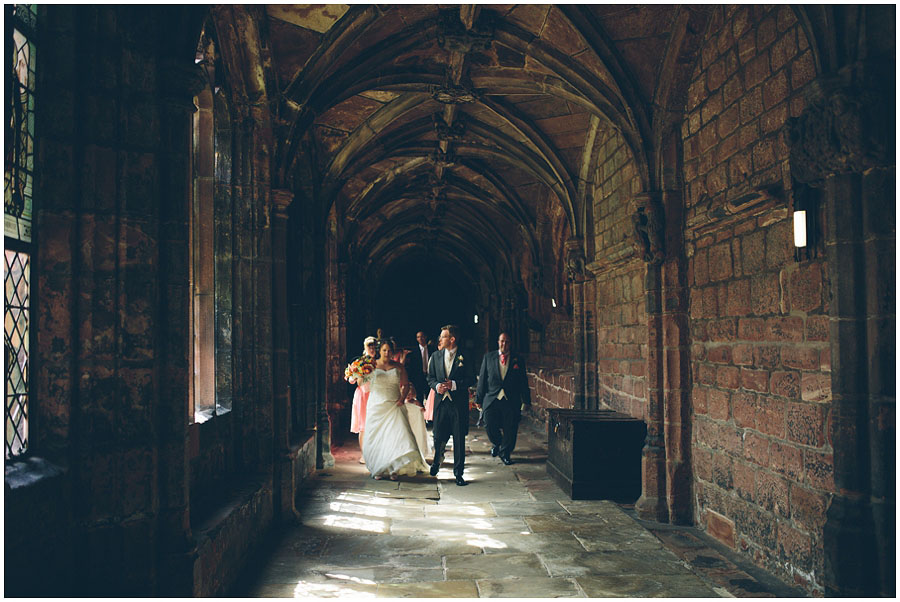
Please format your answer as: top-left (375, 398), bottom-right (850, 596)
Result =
top-left (432, 399), bottom-right (467, 477)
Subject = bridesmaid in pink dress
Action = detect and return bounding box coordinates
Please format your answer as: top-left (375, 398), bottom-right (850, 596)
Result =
top-left (350, 336), bottom-right (378, 462)
top-left (423, 338), bottom-right (443, 422)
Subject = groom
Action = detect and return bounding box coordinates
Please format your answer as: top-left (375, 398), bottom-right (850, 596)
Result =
top-left (427, 324), bottom-right (474, 486)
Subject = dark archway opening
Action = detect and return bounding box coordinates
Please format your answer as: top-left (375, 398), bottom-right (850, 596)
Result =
top-left (371, 253), bottom-right (477, 349)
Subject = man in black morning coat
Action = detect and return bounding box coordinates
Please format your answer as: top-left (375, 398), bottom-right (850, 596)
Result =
top-left (427, 324), bottom-right (474, 486)
top-left (475, 332), bottom-right (531, 465)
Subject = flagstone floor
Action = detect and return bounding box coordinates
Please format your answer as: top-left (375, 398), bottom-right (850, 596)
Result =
top-left (234, 425), bottom-right (804, 598)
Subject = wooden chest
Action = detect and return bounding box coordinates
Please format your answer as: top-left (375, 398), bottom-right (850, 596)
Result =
top-left (546, 409), bottom-right (646, 502)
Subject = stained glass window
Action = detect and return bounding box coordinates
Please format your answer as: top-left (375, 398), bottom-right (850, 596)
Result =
top-left (5, 4), bottom-right (36, 244)
top-left (5, 4), bottom-right (37, 459)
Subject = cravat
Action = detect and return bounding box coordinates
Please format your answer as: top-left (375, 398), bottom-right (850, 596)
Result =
top-left (443, 350), bottom-right (454, 400)
top-left (500, 354), bottom-right (508, 365)
top-left (422, 346), bottom-right (427, 373)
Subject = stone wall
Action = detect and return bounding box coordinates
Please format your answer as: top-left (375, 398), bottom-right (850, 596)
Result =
top-left (4, 6), bottom-right (290, 596)
top-left (527, 368), bottom-right (575, 426)
top-left (591, 128), bottom-right (648, 420)
top-left (682, 5), bottom-right (830, 594)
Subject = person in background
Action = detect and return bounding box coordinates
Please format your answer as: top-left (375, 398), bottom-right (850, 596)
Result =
top-left (349, 336), bottom-right (377, 463)
top-left (406, 330), bottom-right (434, 410)
top-left (475, 332), bottom-right (531, 465)
top-left (423, 336), bottom-right (443, 426)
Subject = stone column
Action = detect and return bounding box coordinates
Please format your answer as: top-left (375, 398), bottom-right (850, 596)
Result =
top-left (789, 68), bottom-right (894, 597)
top-left (631, 193), bottom-right (669, 522)
top-left (636, 261), bottom-right (667, 521)
top-left (566, 238), bottom-right (587, 409)
top-left (271, 189), bottom-right (299, 521)
top-left (157, 58), bottom-right (205, 595)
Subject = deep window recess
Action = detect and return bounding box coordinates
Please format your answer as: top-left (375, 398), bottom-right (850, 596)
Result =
top-left (5, 4), bottom-right (37, 459)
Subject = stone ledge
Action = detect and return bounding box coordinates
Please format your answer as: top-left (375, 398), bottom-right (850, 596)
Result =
top-left (5, 455), bottom-right (67, 490)
top-left (192, 472), bottom-right (274, 596)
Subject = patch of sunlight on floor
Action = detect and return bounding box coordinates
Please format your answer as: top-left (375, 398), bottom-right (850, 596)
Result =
top-left (337, 492), bottom-right (396, 505)
top-left (434, 517), bottom-right (495, 530)
top-left (447, 504), bottom-right (489, 516)
top-left (465, 533), bottom-right (509, 549)
top-left (293, 579), bottom-right (376, 598)
top-left (329, 501), bottom-right (388, 518)
top-left (322, 513), bottom-right (387, 533)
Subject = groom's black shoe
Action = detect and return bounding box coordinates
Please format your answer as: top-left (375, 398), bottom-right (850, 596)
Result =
top-left (490, 445), bottom-right (499, 457)
top-left (429, 461), bottom-right (440, 476)
top-left (455, 475), bottom-right (468, 486)
top-left (501, 455), bottom-right (514, 465)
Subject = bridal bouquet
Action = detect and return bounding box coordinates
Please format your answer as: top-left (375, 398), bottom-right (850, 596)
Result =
top-left (344, 355), bottom-right (375, 384)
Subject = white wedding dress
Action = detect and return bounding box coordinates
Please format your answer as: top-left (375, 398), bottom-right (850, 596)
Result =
top-left (362, 368), bottom-right (428, 478)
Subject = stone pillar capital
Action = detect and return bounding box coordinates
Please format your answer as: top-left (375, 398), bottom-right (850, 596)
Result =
top-left (565, 237), bottom-right (587, 283)
top-left (630, 192), bottom-right (664, 265)
top-left (271, 189), bottom-right (294, 214)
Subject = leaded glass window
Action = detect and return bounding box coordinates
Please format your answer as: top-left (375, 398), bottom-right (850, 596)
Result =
top-left (5, 4), bottom-right (37, 458)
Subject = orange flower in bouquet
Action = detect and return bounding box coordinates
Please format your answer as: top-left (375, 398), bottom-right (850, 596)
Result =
top-left (345, 355), bottom-right (375, 384)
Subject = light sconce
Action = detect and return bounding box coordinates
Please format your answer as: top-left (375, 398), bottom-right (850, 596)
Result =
top-left (793, 210), bottom-right (807, 248)
top-left (473, 314), bottom-right (478, 324)
top-left (792, 182), bottom-right (817, 262)
top-left (551, 298), bottom-right (557, 308)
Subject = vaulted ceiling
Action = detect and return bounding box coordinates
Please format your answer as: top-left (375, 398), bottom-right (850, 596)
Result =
top-left (216, 5), bottom-right (712, 290)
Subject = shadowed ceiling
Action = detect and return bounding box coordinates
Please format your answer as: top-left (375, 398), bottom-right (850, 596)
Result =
top-left (245, 4), bottom-right (710, 288)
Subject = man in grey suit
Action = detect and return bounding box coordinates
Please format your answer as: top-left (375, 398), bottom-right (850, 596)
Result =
top-left (475, 332), bottom-right (531, 465)
top-left (427, 324), bottom-right (474, 486)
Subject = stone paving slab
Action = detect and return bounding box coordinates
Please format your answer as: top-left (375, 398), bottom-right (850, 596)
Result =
top-left (540, 550), bottom-right (694, 578)
top-left (300, 512), bottom-right (391, 534)
top-left (251, 580), bottom-right (379, 598)
top-left (423, 502), bottom-right (497, 518)
top-left (445, 552), bottom-right (548, 580)
top-left (479, 531), bottom-right (588, 556)
top-left (576, 574), bottom-right (720, 597)
top-left (437, 481), bottom-right (534, 503)
top-left (557, 499), bottom-right (623, 514)
top-left (490, 500), bottom-right (567, 516)
top-left (475, 576), bottom-right (585, 597)
top-left (375, 580), bottom-right (479, 598)
top-left (573, 525), bottom-right (668, 552)
top-left (390, 515), bottom-right (529, 537)
top-left (322, 533), bottom-right (482, 557)
top-left (525, 511), bottom-right (636, 533)
top-left (316, 500), bottom-right (428, 520)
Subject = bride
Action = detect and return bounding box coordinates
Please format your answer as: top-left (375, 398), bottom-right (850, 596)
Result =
top-left (362, 340), bottom-right (428, 480)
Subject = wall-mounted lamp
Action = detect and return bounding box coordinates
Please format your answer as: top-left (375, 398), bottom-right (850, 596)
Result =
top-left (793, 210), bottom-right (807, 248)
top-left (792, 182), bottom-right (817, 261)
top-left (473, 314), bottom-right (478, 324)
top-left (551, 298), bottom-right (557, 308)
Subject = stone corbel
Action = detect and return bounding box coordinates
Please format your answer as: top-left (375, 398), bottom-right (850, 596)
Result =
top-left (565, 237), bottom-right (587, 283)
top-left (789, 71), bottom-right (892, 186)
top-left (271, 189), bottom-right (294, 217)
top-left (630, 194), bottom-right (664, 265)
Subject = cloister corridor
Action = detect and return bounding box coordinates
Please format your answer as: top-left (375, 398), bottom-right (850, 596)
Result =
top-left (233, 424), bottom-right (803, 598)
top-left (5, 6), bottom-right (892, 597)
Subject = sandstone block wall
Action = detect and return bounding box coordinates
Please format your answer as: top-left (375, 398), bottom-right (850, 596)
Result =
top-left (682, 6), bottom-right (830, 594)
